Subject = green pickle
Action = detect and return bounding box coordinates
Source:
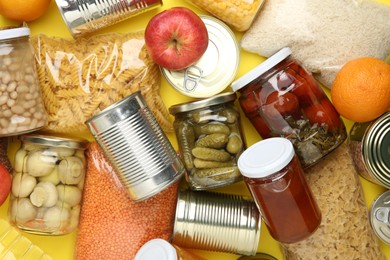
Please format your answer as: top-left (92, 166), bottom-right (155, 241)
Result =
top-left (169, 93), bottom-right (245, 190)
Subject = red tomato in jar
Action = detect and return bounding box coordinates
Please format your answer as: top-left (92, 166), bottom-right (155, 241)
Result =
top-left (265, 91), bottom-right (300, 118)
top-left (249, 115), bottom-right (273, 139)
top-left (0, 163), bottom-right (11, 206)
top-left (304, 99), bottom-right (343, 131)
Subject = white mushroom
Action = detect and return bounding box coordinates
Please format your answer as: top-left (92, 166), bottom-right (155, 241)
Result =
top-left (30, 181), bottom-right (58, 208)
top-left (68, 205), bottom-right (81, 231)
top-left (11, 173), bottom-right (37, 198)
top-left (56, 185), bottom-right (82, 207)
top-left (26, 151), bottom-right (57, 177)
top-left (13, 149), bottom-right (27, 173)
top-left (10, 198), bottom-right (37, 223)
top-left (43, 147), bottom-right (75, 158)
top-left (43, 206), bottom-right (70, 228)
top-left (39, 167), bottom-right (60, 185)
top-left (58, 156), bottom-right (85, 185)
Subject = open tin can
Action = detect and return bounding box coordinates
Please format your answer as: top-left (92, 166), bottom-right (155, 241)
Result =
top-left (55, 0), bottom-right (163, 38)
top-left (85, 91), bottom-right (185, 202)
top-left (173, 189), bottom-right (261, 256)
top-left (349, 112), bottom-right (390, 188)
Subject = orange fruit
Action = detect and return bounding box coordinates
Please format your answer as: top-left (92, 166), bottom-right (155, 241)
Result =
top-left (331, 57), bottom-right (390, 122)
top-left (0, 0), bottom-right (51, 22)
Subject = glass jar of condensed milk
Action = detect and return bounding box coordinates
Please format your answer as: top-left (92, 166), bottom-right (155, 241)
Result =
top-left (349, 111), bottom-right (390, 188)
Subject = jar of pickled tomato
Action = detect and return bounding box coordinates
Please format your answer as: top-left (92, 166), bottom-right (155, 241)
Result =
top-left (238, 137), bottom-right (322, 243)
top-left (231, 47), bottom-right (347, 168)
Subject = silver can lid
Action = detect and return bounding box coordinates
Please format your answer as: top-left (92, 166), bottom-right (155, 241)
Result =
top-left (161, 15), bottom-right (240, 98)
top-left (169, 92), bottom-right (236, 115)
top-left (362, 112), bottom-right (390, 187)
top-left (370, 189), bottom-right (390, 244)
top-left (20, 134), bottom-right (88, 149)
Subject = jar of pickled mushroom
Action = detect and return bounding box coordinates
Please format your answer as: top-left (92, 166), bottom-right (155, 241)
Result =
top-left (9, 134), bottom-right (88, 235)
top-left (231, 47), bottom-right (347, 168)
top-left (0, 27), bottom-right (48, 136)
top-left (169, 92), bottom-right (245, 190)
top-left (238, 137), bottom-right (322, 243)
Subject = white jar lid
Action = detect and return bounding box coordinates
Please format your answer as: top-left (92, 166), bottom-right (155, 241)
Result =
top-left (238, 137), bottom-right (294, 178)
top-left (0, 27), bottom-right (30, 40)
top-left (231, 47), bottom-right (292, 92)
top-left (134, 239), bottom-right (177, 260)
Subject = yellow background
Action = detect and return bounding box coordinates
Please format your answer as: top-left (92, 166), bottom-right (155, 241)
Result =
top-left (0, 0), bottom-right (390, 259)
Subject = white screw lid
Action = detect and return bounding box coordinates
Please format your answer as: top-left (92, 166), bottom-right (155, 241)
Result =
top-left (0, 27), bottom-right (30, 40)
top-left (134, 239), bottom-right (177, 260)
top-left (231, 47), bottom-right (292, 92)
top-left (238, 137), bottom-right (295, 178)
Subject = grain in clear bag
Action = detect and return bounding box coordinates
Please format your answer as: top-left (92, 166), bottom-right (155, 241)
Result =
top-left (185, 0), bottom-right (265, 31)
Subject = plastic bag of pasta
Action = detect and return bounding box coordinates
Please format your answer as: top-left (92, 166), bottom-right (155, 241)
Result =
top-left (31, 33), bottom-right (173, 134)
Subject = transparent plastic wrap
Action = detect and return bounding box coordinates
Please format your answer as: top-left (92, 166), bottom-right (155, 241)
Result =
top-left (281, 143), bottom-right (385, 259)
top-left (75, 142), bottom-right (179, 260)
top-left (185, 0), bottom-right (265, 31)
top-left (31, 32), bottom-right (173, 134)
top-left (240, 0), bottom-right (390, 88)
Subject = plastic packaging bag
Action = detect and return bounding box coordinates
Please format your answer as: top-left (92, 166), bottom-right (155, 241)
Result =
top-left (75, 142), bottom-right (179, 260)
top-left (281, 143), bottom-right (385, 259)
top-left (240, 0), bottom-right (390, 88)
top-left (31, 32), bottom-right (173, 134)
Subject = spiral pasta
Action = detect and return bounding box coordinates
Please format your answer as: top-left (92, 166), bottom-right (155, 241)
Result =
top-left (31, 32), bottom-right (173, 134)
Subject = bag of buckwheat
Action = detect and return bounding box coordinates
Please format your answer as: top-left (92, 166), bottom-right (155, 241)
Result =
top-left (240, 0), bottom-right (390, 88)
top-left (281, 143), bottom-right (385, 259)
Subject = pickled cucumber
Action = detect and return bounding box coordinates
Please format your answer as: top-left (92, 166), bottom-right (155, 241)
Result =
top-left (195, 133), bottom-right (228, 149)
top-left (192, 147), bottom-right (231, 162)
top-left (195, 166), bottom-right (240, 181)
top-left (193, 158), bottom-right (235, 168)
top-left (218, 107), bottom-right (239, 123)
top-left (177, 121), bottom-right (196, 169)
top-left (226, 134), bottom-right (243, 154)
top-left (195, 123), bottom-right (230, 136)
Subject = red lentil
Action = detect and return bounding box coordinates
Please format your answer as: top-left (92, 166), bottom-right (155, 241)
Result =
top-left (75, 142), bottom-right (179, 260)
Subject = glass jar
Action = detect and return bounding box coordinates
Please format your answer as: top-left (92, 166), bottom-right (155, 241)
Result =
top-left (9, 134), bottom-right (88, 235)
top-left (135, 239), bottom-right (206, 260)
top-left (185, 0), bottom-right (265, 32)
top-left (169, 92), bottom-right (245, 190)
top-left (0, 27), bottom-right (48, 136)
top-left (238, 137), bottom-right (322, 243)
top-left (231, 47), bottom-right (347, 168)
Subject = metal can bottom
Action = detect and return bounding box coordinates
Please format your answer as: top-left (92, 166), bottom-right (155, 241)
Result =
top-left (370, 190), bottom-right (390, 244)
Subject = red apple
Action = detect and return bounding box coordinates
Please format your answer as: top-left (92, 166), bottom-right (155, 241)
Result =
top-left (0, 163), bottom-right (11, 206)
top-left (144, 7), bottom-right (209, 71)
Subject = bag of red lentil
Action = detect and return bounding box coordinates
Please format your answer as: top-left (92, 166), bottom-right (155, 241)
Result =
top-left (74, 142), bottom-right (179, 260)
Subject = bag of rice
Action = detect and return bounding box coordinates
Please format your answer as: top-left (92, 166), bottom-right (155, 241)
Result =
top-left (281, 143), bottom-right (385, 259)
top-left (240, 0), bottom-right (390, 88)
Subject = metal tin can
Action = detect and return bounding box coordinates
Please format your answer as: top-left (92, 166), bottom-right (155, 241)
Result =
top-left (85, 91), bottom-right (185, 202)
top-left (55, 0), bottom-right (163, 38)
top-left (349, 111), bottom-right (390, 188)
top-left (232, 47), bottom-right (347, 169)
top-left (173, 189), bottom-right (261, 256)
top-left (9, 134), bottom-right (88, 235)
top-left (162, 15), bottom-right (240, 98)
top-left (169, 92), bottom-right (245, 190)
top-left (0, 27), bottom-right (48, 137)
top-left (370, 189), bottom-right (390, 244)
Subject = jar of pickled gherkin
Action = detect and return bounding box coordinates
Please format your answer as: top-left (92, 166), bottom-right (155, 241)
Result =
top-left (9, 134), bottom-right (88, 235)
top-left (169, 92), bottom-right (245, 190)
top-left (231, 47), bottom-right (347, 168)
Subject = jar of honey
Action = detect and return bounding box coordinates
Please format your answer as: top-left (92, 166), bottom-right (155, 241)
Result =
top-left (231, 47), bottom-right (347, 168)
top-left (238, 137), bottom-right (322, 243)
